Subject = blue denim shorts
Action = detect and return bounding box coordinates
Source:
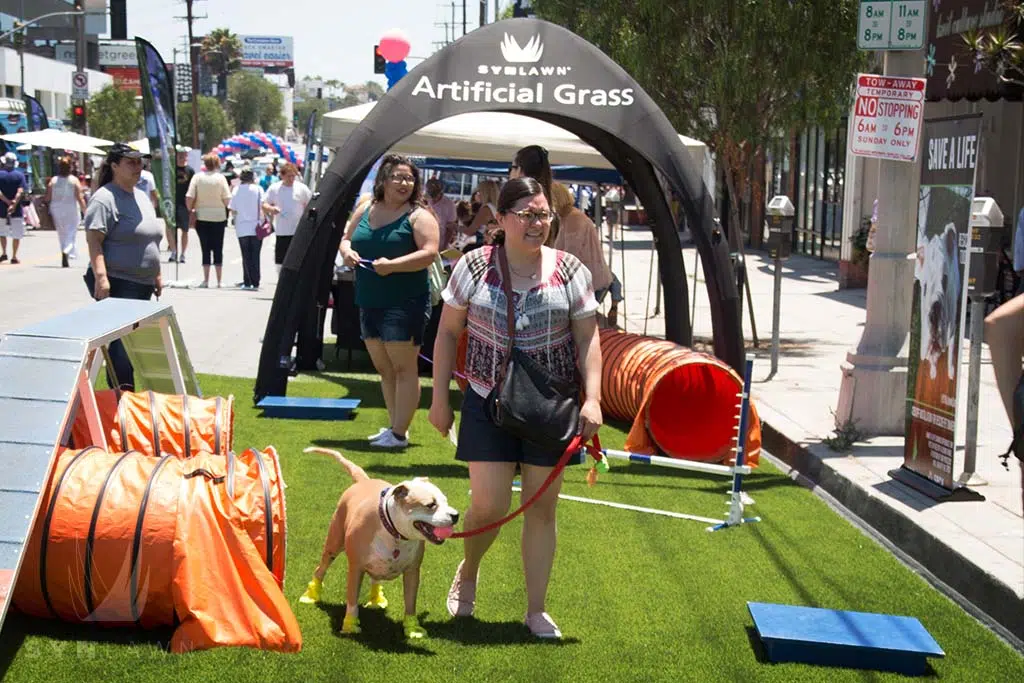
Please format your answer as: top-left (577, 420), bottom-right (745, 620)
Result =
top-left (359, 293), bottom-right (431, 345)
top-left (455, 387), bottom-right (580, 468)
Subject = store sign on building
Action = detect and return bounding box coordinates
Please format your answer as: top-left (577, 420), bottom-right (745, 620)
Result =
top-left (107, 67), bottom-right (141, 96)
top-left (850, 74), bottom-right (926, 162)
top-left (55, 42), bottom-right (138, 67)
top-left (925, 0), bottom-right (1014, 100)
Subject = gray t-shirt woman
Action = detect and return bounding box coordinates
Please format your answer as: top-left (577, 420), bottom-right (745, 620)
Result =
top-left (83, 183), bottom-right (164, 286)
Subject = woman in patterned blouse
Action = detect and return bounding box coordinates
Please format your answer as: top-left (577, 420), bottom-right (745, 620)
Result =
top-left (428, 177), bottom-right (603, 639)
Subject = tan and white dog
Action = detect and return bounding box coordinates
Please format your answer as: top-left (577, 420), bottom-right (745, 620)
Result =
top-left (299, 447), bottom-right (459, 639)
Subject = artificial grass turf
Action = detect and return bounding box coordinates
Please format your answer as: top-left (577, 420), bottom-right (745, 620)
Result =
top-left (1, 371), bottom-right (1022, 683)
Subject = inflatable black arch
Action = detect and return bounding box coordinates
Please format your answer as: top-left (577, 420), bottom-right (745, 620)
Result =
top-left (253, 18), bottom-right (742, 402)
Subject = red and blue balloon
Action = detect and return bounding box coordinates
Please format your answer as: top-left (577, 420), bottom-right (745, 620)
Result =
top-left (378, 29), bottom-right (410, 90)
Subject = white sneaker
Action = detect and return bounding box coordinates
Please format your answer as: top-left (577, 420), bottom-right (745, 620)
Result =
top-left (371, 430), bottom-right (408, 449)
top-left (367, 426), bottom-right (390, 441)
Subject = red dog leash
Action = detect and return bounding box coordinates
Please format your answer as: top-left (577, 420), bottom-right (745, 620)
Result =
top-left (451, 434), bottom-right (604, 539)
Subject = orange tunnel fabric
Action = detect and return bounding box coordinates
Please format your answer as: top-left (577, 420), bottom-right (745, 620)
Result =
top-left (598, 330), bottom-right (760, 464)
top-left (70, 390), bottom-right (234, 458)
top-left (13, 446), bottom-right (298, 653)
top-left (454, 328), bottom-right (760, 464)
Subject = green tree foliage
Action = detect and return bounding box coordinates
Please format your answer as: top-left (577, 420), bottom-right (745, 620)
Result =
top-left (227, 71), bottom-right (285, 135)
top-left (177, 96), bottom-right (234, 150)
top-left (363, 80), bottom-right (385, 101)
top-left (962, 2), bottom-right (1024, 87)
top-left (293, 96), bottom-right (325, 137)
top-left (201, 28), bottom-right (243, 101)
top-left (531, 0), bottom-right (865, 242)
top-left (86, 84), bottom-right (143, 142)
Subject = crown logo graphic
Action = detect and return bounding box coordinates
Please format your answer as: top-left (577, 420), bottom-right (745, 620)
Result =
top-left (500, 33), bottom-right (544, 63)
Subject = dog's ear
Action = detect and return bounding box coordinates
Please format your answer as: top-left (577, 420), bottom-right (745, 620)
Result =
top-left (393, 484), bottom-right (409, 500)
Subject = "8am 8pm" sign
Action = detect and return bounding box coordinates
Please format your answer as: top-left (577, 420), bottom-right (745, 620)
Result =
top-left (850, 74), bottom-right (926, 163)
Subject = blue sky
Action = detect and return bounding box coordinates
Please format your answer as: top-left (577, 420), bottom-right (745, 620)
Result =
top-left (119, 0), bottom-right (508, 86)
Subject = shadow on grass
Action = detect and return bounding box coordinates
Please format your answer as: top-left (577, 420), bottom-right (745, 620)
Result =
top-left (745, 625), bottom-right (769, 664)
top-left (423, 616), bottom-right (581, 647)
top-left (0, 612), bottom-right (174, 677)
top-left (315, 602), bottom-right (434, 656)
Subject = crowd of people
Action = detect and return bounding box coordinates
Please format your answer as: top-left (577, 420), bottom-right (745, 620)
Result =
top-left (3, 142), bottom-right (310, 289)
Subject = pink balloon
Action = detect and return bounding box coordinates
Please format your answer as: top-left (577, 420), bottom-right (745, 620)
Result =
top-left (378, 29), bottom-right (411, 63)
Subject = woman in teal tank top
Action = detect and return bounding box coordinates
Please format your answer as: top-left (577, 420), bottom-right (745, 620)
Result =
top-left (339, 154), bottom-right (440, 449)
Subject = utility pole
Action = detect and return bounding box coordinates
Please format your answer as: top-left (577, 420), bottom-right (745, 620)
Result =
top-left (836, 48), bottom-right (926, 435)
top-left (480, 0), bottom-right (487, 27)
top-left (75, 0), bottom-right (87, 143)
top-left (463, 0), bottom-right (467, 36)
top-left (12, 21), bottom-right (24, 97)
top-left (185, 0), bottom-right (200, 149)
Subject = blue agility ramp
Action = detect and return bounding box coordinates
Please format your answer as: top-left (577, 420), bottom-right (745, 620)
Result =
top-left (747, 602), bottom-right (944, 675)
top-left (257, 396), bottom-right (360, 420)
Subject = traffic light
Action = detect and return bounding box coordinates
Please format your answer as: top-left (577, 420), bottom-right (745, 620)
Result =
top-left (71, 103), bottom-right (86, 132)
top-left (374, 45), bottom-right (386, 74)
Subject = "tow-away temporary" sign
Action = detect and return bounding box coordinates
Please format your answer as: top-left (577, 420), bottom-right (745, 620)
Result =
top-left (850, 74), bottom-right (926, 162)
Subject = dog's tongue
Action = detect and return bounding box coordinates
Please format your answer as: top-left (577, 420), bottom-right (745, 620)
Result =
top-left (434, 526), bottom-right (454, 540)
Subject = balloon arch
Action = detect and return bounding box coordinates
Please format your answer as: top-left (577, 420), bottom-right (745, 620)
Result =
top-left (212, 131), bottom-right (302, 167)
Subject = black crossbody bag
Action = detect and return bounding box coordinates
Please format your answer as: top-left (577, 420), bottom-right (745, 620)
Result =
top-left (485, 247), bottom-right (580, 453)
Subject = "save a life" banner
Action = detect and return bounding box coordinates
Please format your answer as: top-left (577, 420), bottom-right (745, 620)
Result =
top-left (902, 113), bottom-right (981, 493)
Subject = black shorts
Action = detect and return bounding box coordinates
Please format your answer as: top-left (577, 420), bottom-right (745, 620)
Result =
top-left (275, 235), bottom-right (293, 264)
top-left (358, 292), bottom-right (431, 345)
top-left (175, 205), bottom-right (190, 230)
top-left (455, 387), bottom-right (580, 468)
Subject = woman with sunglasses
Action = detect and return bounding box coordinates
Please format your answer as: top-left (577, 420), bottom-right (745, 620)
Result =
top-left (340, 153), bottom-right (440, 449)
top-left (428, 176), bottom-right (603, 639)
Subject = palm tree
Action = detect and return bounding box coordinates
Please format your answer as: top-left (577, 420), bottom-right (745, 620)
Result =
top-left (201, 28), bottom-right (242, 101)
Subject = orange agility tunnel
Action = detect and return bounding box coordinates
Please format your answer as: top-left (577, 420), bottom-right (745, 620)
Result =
top-left (598, 330), bottom-right (760, 465)
top-left (70, 390), bottom-right (234, 457)
top-left (13, 446), bottom-right (297, 653)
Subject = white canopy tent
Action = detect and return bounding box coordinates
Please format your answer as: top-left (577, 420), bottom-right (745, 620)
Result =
top-left (321, 102), bottom-right (715, 192)
top-left (0, 129), bottom-right (111, 156)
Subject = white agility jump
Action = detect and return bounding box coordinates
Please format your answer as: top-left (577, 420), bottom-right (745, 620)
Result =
top-left (576, 353), bottom-right (762, 532)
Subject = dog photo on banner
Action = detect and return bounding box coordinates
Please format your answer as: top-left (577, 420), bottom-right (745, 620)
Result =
top-left (902, 114), bottom-right (982, 496)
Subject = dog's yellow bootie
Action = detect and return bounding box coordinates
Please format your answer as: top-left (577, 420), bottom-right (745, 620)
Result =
top-left (342, 613), bottom-right (361, 634)
top-left (299, 577), bottom-right (322, 604)
top-left (404, 615), bottom-right (427, 639)
top-left (363, 582), bottom-right (388, 610)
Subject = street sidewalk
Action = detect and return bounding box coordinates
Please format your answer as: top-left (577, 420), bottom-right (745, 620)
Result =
top-left (604, 225), bottom-right (1023, 644)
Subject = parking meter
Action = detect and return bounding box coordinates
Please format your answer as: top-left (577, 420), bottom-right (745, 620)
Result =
top-left (961, 197), bottom-right (1004, 487)
top-left (765, 196), bottom-right (794, 377)
top-left (967, 197), bottom-right (1003, 297)
top-left (766, 196), bottom-right (795, 260)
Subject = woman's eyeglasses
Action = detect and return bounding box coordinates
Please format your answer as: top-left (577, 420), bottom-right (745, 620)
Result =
top-left (390, 174), bottom-right (416, 184)
top-left (508, 209), bottom-right (553, 223)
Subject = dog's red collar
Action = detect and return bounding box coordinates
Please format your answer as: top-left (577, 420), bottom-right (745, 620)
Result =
top-left (379, 488), bottom-right (408, 540)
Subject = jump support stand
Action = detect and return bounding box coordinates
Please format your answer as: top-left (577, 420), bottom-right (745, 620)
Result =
top-left (708, 354), bottom-right (760, 532)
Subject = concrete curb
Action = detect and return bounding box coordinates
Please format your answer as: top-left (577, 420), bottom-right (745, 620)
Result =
top-left (757, 409), bottom-right (1024, 645)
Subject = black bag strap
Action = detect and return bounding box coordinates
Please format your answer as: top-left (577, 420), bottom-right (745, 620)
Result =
top-left (494, 246), bottom-right (516, 386)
